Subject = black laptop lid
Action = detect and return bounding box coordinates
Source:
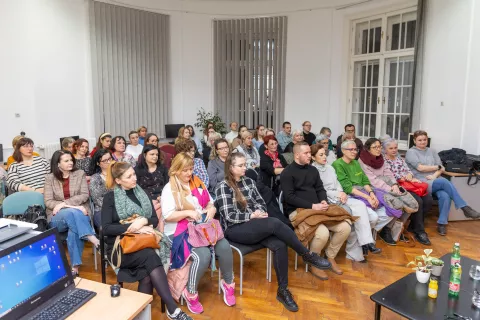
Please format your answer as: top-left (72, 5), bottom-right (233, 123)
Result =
top-left (0, 229), bottom-right (73, 320)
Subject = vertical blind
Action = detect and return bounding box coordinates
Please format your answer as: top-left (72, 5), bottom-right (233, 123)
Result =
top-left (213, 17), bottom-right (287, 131)
top-left (89, 1), bottom-right (170, 138)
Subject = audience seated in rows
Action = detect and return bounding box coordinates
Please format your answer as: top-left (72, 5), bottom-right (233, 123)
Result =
top-left (89, 149), bottom-right (111, 228)
top-left (7, 137), bottom-right (50, 194)
top-left (277, 121), bottom-right (292, 151)
top-left (215, 152), bottom-right (331, 312)
top-left (405, 130), bottom-right (480, 235)
top-left (111, 136), bottom-right (136, 167)
top-left (90, 132), bottom-right (112, 157)
top-left (161, 153), bottom-right (236, 314)
top-left (207, 138), bottom-right (230, 194)
top-left (332, 140), bottom-right (395, 247)
top-left (137, 125), bottom-right (147, 146)
top-left (175, 139), bottom-right (209, 188)
top-left (6, 135), bottom-right (41, 168)
top-left (73, 138), bottom-right (91, 176)
top-left (336, 124), bottom-right (363, 159)
top-left (225, 121), bottom-right (238, 144)
top-left (44, 150), bottom-right (98, 277)
top-left (260, 136), bottom-right (288, 192)
top-left (252, 124), bottom-right (266, 150)
top-left (126, 130), bottom-right (143, 160)
top-left (281, 142), bottom-right (352, 279)
top-left (310, 144), bottom-right (380, 262)
top-left (302, 121), bottom-right (316, 146)
top-left (283, 129), bottom-right (304, 153)
top-left (233, 130), bottom-right (260, 170)
top-left (101, 162), bottom-right (191, 320)
top-left (381, 136), bottom-right (432, 245)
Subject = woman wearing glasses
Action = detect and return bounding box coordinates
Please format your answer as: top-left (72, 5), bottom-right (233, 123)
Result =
top-left (315, 134), bottom-right (336, 165)
top-left (332, 140), bottom-right (394, 248)
top-left (207, 138), bottom-right (230, 193)
top-left (7, 138), bottom-right (50, 194)
top-left (89, 149), bottom-right (112, 228)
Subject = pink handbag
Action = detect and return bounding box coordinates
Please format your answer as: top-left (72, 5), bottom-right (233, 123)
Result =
top-left (187, 219), bottom-right (224, 247)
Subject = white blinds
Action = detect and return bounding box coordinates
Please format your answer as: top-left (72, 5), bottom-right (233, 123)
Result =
top-left (213, 17), bottom-right (287, 130)
top-left (89, 1), bottom-right (170, 138)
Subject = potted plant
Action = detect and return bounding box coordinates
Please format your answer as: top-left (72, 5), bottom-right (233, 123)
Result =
top-left (194, 108), bottom-right (227, 135)
top-left (407, 249), bottom-right (434, 283)
top-left (431, 258), bottom-right (445, 277)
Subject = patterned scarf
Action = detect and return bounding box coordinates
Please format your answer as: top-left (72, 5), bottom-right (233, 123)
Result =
top-left (113, 185), bottom-right (152, 220)
top-left (359, 149), bottom-right (384, 169)
top-left (265, 150), bottom-right (282, 168)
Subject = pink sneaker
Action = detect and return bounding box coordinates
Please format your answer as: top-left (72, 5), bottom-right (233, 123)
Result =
top-left (181, 288), bottom-right (204, 314)
top-left (220, 280), bottom-right (236, 306)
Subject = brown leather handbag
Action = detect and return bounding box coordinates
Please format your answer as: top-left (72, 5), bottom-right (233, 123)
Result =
top-left (111, 233), bottom-right (160, 269)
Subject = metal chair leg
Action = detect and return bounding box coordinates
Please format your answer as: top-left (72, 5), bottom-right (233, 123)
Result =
top-left (218, 268), bottom-right (221, 295)
top-left (240, 253), bottom-right (244, 295)
top-left (266, 249), bottom-right (270, 280)
top-left (93, 246), bottom-right (98, 271)
top-left (295, 252), bottom-right (298, 271)
top-left (268, 250), bottom-right (272, 283)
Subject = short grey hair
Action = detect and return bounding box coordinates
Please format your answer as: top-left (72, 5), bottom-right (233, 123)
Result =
top-left (292, 129), bottom-right (303, 137)
top-left (379, 134), bottom-right (397, 150)
top-left (341, 140), bottom-right (356, 150)
top-left (315, 134), bottom-right (329, 143)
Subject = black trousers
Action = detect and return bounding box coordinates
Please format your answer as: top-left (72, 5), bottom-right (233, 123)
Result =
top-left (408, 192), bottom-right (433, 234)
top-left (225, 217), bottom-right (308, 288)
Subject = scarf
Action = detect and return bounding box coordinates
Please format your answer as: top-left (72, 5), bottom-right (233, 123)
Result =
top-left (312, 161), bottom-right (327, 172)
top-left (113, 185), bottom-right (152, 220)
top-left (359, 149), bottom-right (384, 169)
top-left (265, 150), bottom-right (282, 168)
top-left (170, 175), bottom-right (209, 211)
top-left (242, 143), bottom-right (255, 159)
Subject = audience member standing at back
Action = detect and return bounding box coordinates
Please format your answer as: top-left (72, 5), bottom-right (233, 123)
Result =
top-left (207, 138), bottom-right (230, 194)
top-left (302, 121), bottom-right (316, 145)
top-left (90, 133), bottom-right (112, 157)
top-left (7, 137), bottom-right (50, 194)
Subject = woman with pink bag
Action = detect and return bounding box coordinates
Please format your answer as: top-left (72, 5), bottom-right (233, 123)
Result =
top-left (161, 153), bottom-right (235, 315)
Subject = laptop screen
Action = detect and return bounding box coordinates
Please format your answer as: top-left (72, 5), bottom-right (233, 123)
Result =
top-left (0, 232), bottom-right (68, 318)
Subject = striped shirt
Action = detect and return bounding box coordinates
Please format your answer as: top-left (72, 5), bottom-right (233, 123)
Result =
top-left (215, 177), bottom-right (267, 230)
top-left (7, 156), bottom-right (50, 191)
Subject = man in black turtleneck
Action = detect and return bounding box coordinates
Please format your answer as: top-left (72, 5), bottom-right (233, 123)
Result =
top-left (281, 141), bottom-right (328, 216)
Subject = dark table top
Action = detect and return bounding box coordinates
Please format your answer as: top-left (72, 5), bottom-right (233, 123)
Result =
top-left (370, 253), bottom-right (480, 320)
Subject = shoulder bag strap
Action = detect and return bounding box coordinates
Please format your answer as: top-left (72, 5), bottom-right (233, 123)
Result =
top-left (111, 235), bottom-right (122, 269)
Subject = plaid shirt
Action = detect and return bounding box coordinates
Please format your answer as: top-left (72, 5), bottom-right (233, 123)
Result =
top-left (215, 177), bottom-right (267, 230)
top-left (194, 158), bottom-right (209, 188)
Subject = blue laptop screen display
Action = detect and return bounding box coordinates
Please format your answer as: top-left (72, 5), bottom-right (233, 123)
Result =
top-left (0, 233), bottom-right (67, 317)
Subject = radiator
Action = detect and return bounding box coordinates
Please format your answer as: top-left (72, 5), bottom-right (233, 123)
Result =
top-left (38, 138), bottom-right (96, 160)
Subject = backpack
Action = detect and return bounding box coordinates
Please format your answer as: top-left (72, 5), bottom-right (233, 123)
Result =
top-left (439, 148), bottom-right (471, 174)
top-left (22, 205), bottom-right (48, 231)
top-left (468, 159), bottom-right (480, 186)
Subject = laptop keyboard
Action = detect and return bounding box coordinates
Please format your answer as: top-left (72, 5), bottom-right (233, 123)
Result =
top-left (30, 288), bottom-right (96, 320)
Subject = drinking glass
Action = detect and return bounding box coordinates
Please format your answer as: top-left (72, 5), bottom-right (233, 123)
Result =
top-left (469, 265), bottom-right (480, 280)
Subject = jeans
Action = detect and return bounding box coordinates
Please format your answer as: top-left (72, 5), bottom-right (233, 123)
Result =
top-left (432, 177), bottom-right (467, 225)
top-left (49, 208), bottom-right (95, 267)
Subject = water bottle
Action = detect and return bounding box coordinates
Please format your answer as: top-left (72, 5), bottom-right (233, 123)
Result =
top-left (450, 243), bottom-right (461, 269)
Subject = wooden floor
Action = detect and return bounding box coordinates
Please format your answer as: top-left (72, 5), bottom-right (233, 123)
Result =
top-left (78, 210), bottom-right (480, 320)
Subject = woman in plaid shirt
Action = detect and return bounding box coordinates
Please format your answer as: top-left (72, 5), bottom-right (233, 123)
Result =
top-left (215, 153), bottom-right (332, 313)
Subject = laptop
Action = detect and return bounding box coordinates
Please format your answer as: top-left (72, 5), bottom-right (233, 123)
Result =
top-left (0, 224), bottom-right (31, 243)
top-left (0, 228), bottom-right (96, 320)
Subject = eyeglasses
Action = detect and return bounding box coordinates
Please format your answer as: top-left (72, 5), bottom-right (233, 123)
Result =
top-left (344, 148), bottom-right (359, 153)
top-left (370, 146), bottom-right (382, 150)
top-left (100, 158), bottom-right (112, 163)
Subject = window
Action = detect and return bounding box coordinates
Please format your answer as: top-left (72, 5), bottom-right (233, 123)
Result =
top-left (214, 17), bottom-right (287, 130)
top-left (348, 9), bottom-right (417, 147)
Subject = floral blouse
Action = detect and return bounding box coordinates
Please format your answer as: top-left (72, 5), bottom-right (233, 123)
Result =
top-left (75, 157), bottom-right (91, 175)
top-left (383, 155), bottom-right (413, 180)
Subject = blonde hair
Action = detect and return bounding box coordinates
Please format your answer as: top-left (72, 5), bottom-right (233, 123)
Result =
top-left (169, 153), bottom-right (194, 177)
top-left (12, 135), bottom-right (24, 149)
top-left (106, 161), bottom-right (132, 189)
top-left (240, 130), bottom-right (252, 141)
top-left (61, 137), bottom-right (75, 150)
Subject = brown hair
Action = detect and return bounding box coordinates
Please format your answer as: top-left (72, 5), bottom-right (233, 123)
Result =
top-left (168, 152), bottom-right (194, 177)
top-left (310, 143), bottom-right (325, 157)
top-left (51, 150), bottom-right (77, 181)
top-left (137, 126), bottom-right (147, 133)
top-left (73, 138), bottom-right (89, 155)
top-left (95, 133), bottom-right (112, 150)
top-left (128, 130), bottom-right (138, 139)
top-left (175, 138), bottom-right (196, 154)
top-left (224, 153), bottom-right (247, 209)
top-left (210, 138), bottom-right (230, 160)
top-left (253, 124), bottom-right (265, 140)
top-left (13, 137), bottom-right (34, 162)
top-left (177, 126), bottom-right (188, 138)
top-left (106, 161), bottom-right (132, 189)
top-left (413, 130), bottom-right (428, 140)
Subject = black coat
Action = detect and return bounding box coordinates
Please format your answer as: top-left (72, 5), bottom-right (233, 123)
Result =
top-left (259, 151), bottom-right (288, 190)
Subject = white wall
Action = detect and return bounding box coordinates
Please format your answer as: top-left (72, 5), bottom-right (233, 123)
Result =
top-left (0, 0), bottom-right (94, 158)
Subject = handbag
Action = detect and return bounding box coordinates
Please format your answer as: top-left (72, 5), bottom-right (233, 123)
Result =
top-left (397, 180), bottom-right (428, 197)
top-left (187, 219), bottom-right (224, 248)
top-left (111, 233), bottom-right (160, 269)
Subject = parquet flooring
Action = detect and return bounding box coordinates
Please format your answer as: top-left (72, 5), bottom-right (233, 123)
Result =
top-left (77, 209), bottom-right (480, 320)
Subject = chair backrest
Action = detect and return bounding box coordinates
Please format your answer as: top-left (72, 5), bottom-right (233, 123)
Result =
top-left (159, 144), bottom-right (176, 157)
top-left (2, 191), bottom-right (45, 215)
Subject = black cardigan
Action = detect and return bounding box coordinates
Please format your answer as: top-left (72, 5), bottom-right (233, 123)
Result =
top-left (259, 151), bottom-right (288, 189)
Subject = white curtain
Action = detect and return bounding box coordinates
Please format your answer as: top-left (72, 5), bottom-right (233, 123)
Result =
top-left (89, 1), bottom-right (170, 137)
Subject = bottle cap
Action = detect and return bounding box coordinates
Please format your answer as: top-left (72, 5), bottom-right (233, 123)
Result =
top-left (455, 242), bottom-right (460, 246)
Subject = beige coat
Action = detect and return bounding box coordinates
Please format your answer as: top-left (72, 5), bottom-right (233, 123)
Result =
top-left (44, 170), bottom-right (90, 222)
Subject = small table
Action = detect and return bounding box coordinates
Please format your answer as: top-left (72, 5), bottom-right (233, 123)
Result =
top-left (68, 278), bottom-right (153, 320)
top-left (370, 254), bottom-right (480, 320)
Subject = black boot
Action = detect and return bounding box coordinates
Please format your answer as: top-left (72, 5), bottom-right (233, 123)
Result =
top-left (362, 245), bottom-right (368, 256)
top-left (414, 232), bottom-right (431, 245)
top-left (378, 227), bottom-right (396, 246)
top-left (367, 243), bottom-right (382, 254)
top-left (277, 287), bottom-right (299, 312)
top-left (301, 251), bottom-right (331, 270)
top-left (437, 224), bottom-right (447, 236)
top-left (462, 206), bottom-right (480, 219)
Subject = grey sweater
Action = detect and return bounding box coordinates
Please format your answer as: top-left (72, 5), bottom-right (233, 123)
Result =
top-left (405, 147), bottom-right (442, 192)
top-left (312, 162), bottom-right (343, 204)
top-left (207, 157), bottom-right (225, 193)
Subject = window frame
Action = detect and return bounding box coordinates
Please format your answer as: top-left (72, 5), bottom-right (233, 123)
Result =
top-left (347, 7), bottom-right (417, 150)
